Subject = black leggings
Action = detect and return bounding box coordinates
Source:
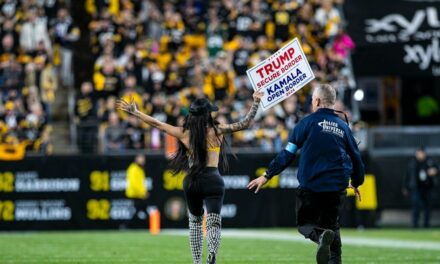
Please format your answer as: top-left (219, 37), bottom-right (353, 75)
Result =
top-left (183, 167), bottom-right (225, 216)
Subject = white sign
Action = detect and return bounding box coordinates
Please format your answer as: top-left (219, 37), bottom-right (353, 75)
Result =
top-left (246, 38), bottom-right (315, 111)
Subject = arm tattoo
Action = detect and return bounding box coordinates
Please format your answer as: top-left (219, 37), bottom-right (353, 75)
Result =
top-left (220, 100), bottom-right (260, 133)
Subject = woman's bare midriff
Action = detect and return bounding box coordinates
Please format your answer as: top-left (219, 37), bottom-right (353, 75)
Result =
top-left (180, 128), bottom-right (222, 168)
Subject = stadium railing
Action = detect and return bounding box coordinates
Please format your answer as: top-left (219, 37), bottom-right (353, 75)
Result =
top-left (368, 126), bottom-right (440, 156)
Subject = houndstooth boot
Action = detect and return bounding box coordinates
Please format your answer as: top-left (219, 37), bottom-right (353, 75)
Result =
top-left (206, 213), bottom-right (222, 264)
top-left (188, 212), bottom-right (204, 264)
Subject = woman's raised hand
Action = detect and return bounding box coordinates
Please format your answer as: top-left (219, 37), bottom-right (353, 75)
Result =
top-left (116, 98), bottom-right (138, 115)
top-left (253, 90), bottom-right (264, 102)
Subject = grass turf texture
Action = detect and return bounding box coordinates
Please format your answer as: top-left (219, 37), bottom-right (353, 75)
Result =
top-left (1, 229), bottom-right (440, 263)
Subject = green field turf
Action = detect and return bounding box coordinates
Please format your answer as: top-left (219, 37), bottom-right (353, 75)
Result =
top-left (1, 229), bottom-right (440, 263)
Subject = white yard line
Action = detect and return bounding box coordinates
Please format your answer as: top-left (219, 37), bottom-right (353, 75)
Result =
top-left (162, 229), bottom-right (440, 251)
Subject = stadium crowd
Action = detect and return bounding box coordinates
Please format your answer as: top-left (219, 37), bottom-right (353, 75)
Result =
top-left (0, 0), bottom-right (79, 158)
top-left (75, 0), bottom-right (357, 153)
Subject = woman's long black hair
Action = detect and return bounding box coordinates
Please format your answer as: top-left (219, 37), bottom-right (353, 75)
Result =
top-left (169, 111), bottom-right (229, 184)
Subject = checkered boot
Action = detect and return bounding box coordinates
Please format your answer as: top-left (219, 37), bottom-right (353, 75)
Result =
top-left (206, 213), bottom-right (222, 264)
top-left (188, 213), bottom-right (204, 264)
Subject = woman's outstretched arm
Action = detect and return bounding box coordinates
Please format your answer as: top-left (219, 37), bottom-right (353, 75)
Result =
top-left (217, 91), bottom-right (264, 134)
top-left (116, 99), bottom-right (185, 139)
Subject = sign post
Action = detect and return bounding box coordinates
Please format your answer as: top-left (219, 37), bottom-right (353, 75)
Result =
top-left (246, 38), bottom-right (315, 111)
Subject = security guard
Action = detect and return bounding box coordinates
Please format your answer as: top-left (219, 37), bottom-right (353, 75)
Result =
top-left (403, 146), bottom-right (438, 228)
top-left (248, 84), bottom-right (365, 264)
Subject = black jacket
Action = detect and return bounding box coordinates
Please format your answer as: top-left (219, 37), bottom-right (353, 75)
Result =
top-left (404, 158), bottom-right (438, 190)
top-left (265, 108), bottom-right (365, 192)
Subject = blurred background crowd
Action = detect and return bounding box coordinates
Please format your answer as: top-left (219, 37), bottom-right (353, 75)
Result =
top-left (0, 0), bottom-right (79, 158)
top-left (1, 0), bottom-right (361, 155)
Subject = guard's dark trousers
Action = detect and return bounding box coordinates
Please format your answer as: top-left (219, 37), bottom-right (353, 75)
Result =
top-left (296, 189), bottom-right (346, 264)
top-left (411, 188), bottom-right (432, 228)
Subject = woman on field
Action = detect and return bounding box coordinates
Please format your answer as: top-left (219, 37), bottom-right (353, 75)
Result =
top-left (117, 91), bottom-right (263, 264)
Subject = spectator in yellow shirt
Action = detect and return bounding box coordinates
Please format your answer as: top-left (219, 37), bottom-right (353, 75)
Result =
top-left (123, 154), bottom-right (148, 229)
top-left (126, 154), bottom-right (147, 199)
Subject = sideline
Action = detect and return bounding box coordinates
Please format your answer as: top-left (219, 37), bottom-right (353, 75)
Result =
top-left (162, 229), bottom-right (440, 251)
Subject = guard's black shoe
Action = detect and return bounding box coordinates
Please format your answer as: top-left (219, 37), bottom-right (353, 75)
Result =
top-left (207, 252), bottom-right (216, 264)
top-left (316, 230), bottom-right (335, 264)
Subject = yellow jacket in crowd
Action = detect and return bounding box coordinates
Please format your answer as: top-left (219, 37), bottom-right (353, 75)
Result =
top-left (125, 162), bottom-right (147, 199)
top-left (85, 0), bottom-right (119, 16)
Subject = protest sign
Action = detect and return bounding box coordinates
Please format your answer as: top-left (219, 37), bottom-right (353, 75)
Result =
top-left (247, 38), bottom-right (315, 111)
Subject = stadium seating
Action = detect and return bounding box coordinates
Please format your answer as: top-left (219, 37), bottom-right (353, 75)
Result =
top-left (75, 0), bottom-right (358, 153)
top-left (0, 1), bottom-right (74, 158)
